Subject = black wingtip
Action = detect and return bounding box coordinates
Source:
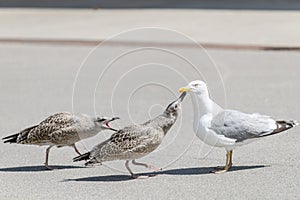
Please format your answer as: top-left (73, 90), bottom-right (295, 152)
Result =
top-left (2, 133), bottom-right (18, 143)
top-left (3, 140), bottom-right (14, 144)
top-left (2, 133), bottom-right (17, 140)
top-left (73, 152), bottom-right (90, 162)
top-left (262, 120), bottom-right (298, 137)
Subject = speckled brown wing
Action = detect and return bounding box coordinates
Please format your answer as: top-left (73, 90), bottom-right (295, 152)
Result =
top-left (90, 125), bottom-right (162, 162)
top-left (17, 113), bottom-right (76, 145)
top-left (40, 112), bottom-right (74, 125)
top-left (50, 127), bottom-right (79, 146)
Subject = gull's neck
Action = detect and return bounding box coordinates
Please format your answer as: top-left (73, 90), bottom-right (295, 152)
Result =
top-left (144, 112), bottom-right (177, 135)
top-left (190, 92), bottom-right (213, 119)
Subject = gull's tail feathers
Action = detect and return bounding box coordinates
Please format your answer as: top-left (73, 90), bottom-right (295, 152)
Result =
top-left (261, 120), bottom-right (298, 137)
top-left (73, 152), bottom-right (90, 162)
top-left (2, 125), bottom-right (38, 144)
top-left (73, 152), bottom-right (98, 166)
top-left (2, 133), bottom-right (19, 143)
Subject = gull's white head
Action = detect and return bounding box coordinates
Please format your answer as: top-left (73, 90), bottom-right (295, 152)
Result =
top-left (179, 80), bottom-right (208, 95)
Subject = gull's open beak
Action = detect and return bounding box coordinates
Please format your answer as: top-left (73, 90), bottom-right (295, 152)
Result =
top-left (104, 117), bottom-right (120, 131)
top-left (179, 87), bottom-right (191, 93)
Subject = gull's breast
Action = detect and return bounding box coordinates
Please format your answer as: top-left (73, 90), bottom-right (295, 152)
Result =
top-left (193, 115), bottom-right (236, 148)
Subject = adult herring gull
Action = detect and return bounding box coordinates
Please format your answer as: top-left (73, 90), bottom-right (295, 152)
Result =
top-left (179, 80), bottom-right (298, 173)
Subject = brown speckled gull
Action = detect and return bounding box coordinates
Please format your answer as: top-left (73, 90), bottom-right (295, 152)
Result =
top-left (3, 112), bottom-right (119, 170)
top-left (73, 92), bottom-right (186, 179)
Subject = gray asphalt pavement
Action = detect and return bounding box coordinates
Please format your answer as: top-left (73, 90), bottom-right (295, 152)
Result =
top-left (1, 8), bottom-right (300, 47)
top-left (0, 43), bottom-right (299, 199)
top-left (1, 0), bottom-right (300, 9)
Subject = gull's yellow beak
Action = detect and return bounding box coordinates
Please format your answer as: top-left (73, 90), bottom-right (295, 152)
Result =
top-left (179, 87), bottom-right (190, 93)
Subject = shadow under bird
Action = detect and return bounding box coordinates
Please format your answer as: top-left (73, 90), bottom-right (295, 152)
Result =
top-left (73, 92), bottom-right (186, 179)
top-left (2, 112), bottom-right (119, 170)
top-left (179, 80), bottom-right (298, 173)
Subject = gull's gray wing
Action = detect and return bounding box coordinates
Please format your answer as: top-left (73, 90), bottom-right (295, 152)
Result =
top-left (210, 110), bottom-right (277, 142)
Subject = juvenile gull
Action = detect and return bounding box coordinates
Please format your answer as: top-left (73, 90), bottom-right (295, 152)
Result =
top-left (73, 92), bottom-right (186, 179)
top-left (179, 80), bottom-right (298, 173)
top-left (2, 112), bottom-right (119, 170)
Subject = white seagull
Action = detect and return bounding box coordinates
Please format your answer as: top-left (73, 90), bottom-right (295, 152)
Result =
top-left (2, 112), bottom-right (119, 169)
top-left (179, 80), bottom-right (298, 173)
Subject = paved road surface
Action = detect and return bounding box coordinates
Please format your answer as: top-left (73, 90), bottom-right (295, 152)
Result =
top-left (1, 0), bottom-right (300, 9)
top-left (1, 8), bottom-right (300, 47)
top-left (0, 42), bottom-right (299, 199)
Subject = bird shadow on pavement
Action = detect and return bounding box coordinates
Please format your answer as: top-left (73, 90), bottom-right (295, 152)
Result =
top-left (63, 175), bottom-right (134, 182)
top-left (0, 165), bottom-right (85, 172)
top-left (63, 165), bottom-right (268, 182)
top-left (157, 165), bottom-right (268, 175)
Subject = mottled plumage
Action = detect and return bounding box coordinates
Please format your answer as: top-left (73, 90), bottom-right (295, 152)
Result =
top-left (3, 112), bottom-right (119, 169)
top-left (87, 116), bottom-right (174, 163)
top-left (74, 92), bottom-right (186, 178)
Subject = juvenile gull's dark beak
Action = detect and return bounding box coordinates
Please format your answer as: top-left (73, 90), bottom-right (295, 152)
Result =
top-left (178, 91), bottom-right (187, 102)
top-left (111, 117), bottom-right (120, 121)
